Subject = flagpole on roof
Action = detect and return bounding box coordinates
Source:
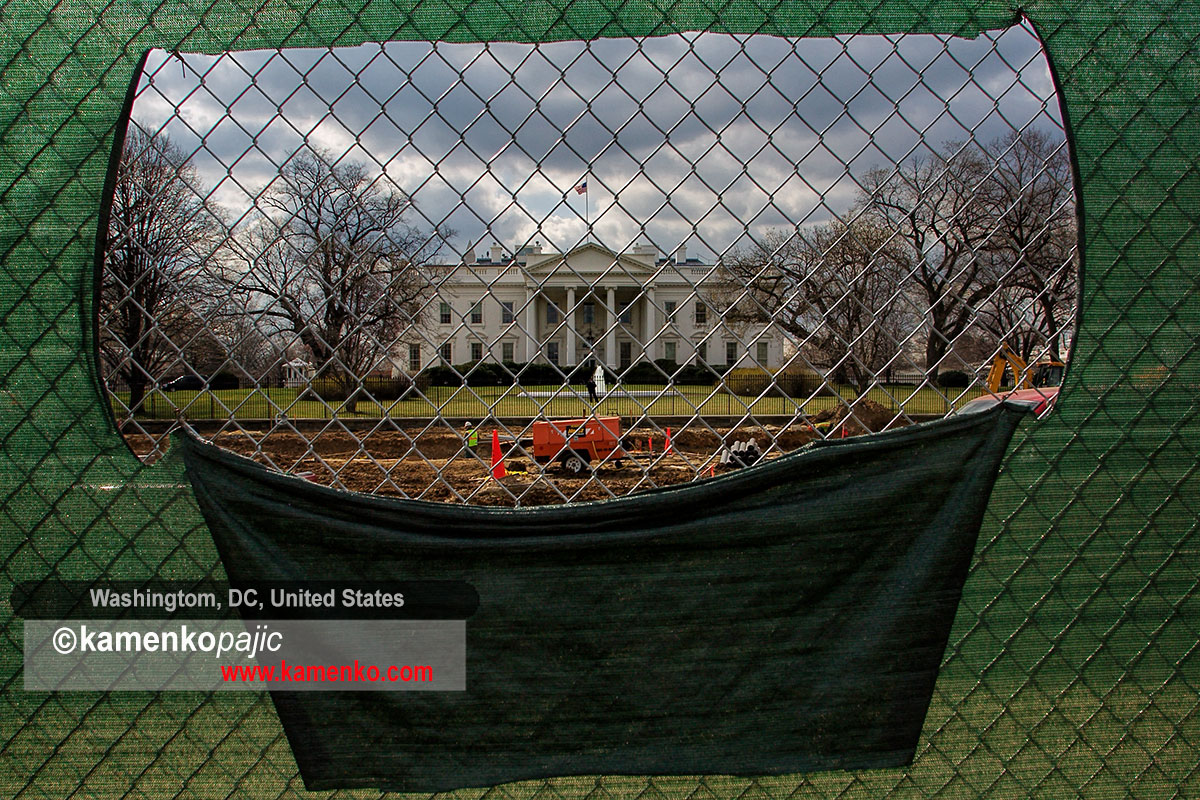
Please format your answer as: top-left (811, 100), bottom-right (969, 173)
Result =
top-left (584, 178), bottom-right (589, 241)
top-left (572, 177), bottom-right (590, 242)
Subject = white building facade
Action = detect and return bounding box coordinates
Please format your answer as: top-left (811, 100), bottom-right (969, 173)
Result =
top-left (412, 242), bottom-right (786, 374)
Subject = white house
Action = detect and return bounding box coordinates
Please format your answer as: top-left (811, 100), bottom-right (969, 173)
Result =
top-left (408, 241), bottom-right (785, 374)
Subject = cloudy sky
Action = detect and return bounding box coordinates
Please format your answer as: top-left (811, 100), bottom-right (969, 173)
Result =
top-left (131, 21), bottom-right (1064, 262)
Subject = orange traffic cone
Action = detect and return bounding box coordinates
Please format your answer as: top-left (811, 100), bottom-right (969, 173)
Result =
top-left (491, 429), bottom-right (506, 479)
top-left (665, 427), bottom-right (672, 453)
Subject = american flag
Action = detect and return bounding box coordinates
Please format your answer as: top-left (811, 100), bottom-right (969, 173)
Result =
top-left (574, 180), bottom-right (588, 194)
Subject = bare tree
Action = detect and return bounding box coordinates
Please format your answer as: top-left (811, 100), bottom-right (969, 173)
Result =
top-left (858, 146), bottom-right (998, 378)
top-left (721, 219), bottom-right (916, 393)
top-left (975, 129), bottom-right (1077, 362)
top-left (100, 126), bottom-right (223, 411)
top-left (222, 149), bottom-right (448, 411)
top-left (207, 311), bottom-right (288, 386)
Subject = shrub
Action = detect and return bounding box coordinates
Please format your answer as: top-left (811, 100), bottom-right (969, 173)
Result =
top-left (419, 365), bottom-right (463, 387)
top-left (721, 365), bottom-right (829, 397)
top-left (674, 364), bottom-right (720, 385)
top-left (620, 360), bottom-right (674, 384)
top-left (776, 364), bottom-right (830, 397)
top-left (454, 361), bottom-right (514, 387)
top-left (654, 358), bottom-right (679, 373)
top-left (513, 361), bottom-right (569, 386)
top-left (937, 369), bottom-right (971, 388)
top-left (209, 370), bottom-right (241, 390)
top-left (723, 367), bottom-right (775, 396)
top-left (623, 358), bottom-right (682, 384)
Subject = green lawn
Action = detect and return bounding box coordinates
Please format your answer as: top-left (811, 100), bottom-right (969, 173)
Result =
top-left (113, 383), bottom-right (989, 421)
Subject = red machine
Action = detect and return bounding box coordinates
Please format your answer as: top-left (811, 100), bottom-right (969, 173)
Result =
top-left (532, 416), bottom-right (627, 473)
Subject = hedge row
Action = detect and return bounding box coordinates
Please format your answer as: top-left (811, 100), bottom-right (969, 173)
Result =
top-left (416, 360), bottom-right (732, 388)
top-left (303, 375), bottom-right (414, 401)
top-left (302, 362), bottom-right (829, 397)
top-left (936, 369), bottom-right (971, 388)
top-left (721, 366), bottom-right (830, 398)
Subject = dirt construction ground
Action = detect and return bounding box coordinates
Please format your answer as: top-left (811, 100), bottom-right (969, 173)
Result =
top-left (128, 402), bottom-right (902, 506)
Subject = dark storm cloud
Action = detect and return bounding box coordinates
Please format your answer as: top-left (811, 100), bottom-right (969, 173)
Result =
top-left (132, 23), bottom-right (1063, 257)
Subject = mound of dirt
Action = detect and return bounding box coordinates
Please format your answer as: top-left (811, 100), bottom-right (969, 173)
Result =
top-left (123, 417), bottom-right (889, 505)
top-left (815, 399), bottom-right (905, 435)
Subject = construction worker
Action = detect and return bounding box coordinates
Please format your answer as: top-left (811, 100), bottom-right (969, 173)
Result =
top-left (465, 422), bottom-right (479, 449)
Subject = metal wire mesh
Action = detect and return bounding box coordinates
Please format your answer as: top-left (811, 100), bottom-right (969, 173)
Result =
top-left (3, 1), bottom-right (1198, 798)
top-left (99, 22), bottom-right (1076, 506)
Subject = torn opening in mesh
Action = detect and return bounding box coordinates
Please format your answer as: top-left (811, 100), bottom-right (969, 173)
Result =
top-left (98, 23), bottom-right (1077, 503)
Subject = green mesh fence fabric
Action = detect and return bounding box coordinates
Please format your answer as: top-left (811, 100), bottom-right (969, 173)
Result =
top-left (2, 1), bottom-right (1198, 798)
top-left (178, 409), bottom-right (1023, 791)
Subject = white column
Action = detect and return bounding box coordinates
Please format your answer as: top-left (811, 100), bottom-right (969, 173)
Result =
top-left (523, 287), bottom-right (538, 362)
top-left (641, 286), bottom-right (656, 360)
top-left (565, 286), bottom-right (577, 367)
top-left (605, 286), bottom-right (617, 369)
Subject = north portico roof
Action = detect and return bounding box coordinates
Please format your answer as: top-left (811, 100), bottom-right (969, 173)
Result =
top-left (520, 242), bottom-right (657, 277)
top-left (440, 241), bottom-right (711, 288)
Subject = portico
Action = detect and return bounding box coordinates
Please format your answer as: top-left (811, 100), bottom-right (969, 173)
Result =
top-left (423, 240), bottom-right (782, 373)
top-left (520, 284), bottom-right (656, 369)
top-left (514, 243), bottom-right (660, 368)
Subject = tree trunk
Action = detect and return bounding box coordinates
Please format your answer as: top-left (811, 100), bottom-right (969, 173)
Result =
top-left (128, 376), bottom-right (148, 415)
top-left (338, 372), bottom-right (364, 414)
top-left (924, 331), bottom-right (949, 381)
top-left (1039, 294), bottom-right (1063, 361)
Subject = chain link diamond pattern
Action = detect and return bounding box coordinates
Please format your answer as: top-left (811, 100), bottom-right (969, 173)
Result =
top-left (1, 3), bottom-right (1196, 798)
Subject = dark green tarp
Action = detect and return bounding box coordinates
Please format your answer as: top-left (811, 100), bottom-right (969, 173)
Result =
top-left (178, 406), bottom-right (1023, 792)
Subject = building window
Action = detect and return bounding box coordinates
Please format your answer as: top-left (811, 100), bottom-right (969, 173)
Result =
top-left (696, 341), bottom-right (707, 364)
top-left (546, 302), bottom-right (560, 324)
top-left (756, 341), bottom-right (769, 364)
top-left (695, 301), bottom-right (707, 325)
top-left (501, 342), bottom-right (514, 363)
top-left (582, 301), bottom-right (595, 325)
top-left (439, 342), bottom-right (453, 363)
top-left (501, 301), bottom-right (514, 324)
top-left (664, 341), bottom-right (676, 362)
top-left (470, 302), bottom-right (483, 324)
top-left (618, 302), bottom-right (632, 324)
top-left (619, 342), bottom-right (632, 369)
top-left (664, 300), bottom-right (677, 323)
top-left (439, 302), bottom-right (452, 324)
top-left (726, 341), bottom-right (737, 365)
top-left (471, 342), bottom-right (483, 362)
top-left (546, 342), bottom-right (559, 365)
top-left (408, 343), bottom-right (421, 371)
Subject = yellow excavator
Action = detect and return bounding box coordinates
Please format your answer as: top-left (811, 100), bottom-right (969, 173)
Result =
top-left (986, 344), bottom-right (1065, 392)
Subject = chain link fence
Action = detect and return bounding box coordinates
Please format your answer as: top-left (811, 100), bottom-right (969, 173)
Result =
top-left (2, 0), bottom-right (1198, 797)
top-left (100, 23), bottom-right (1073, 504)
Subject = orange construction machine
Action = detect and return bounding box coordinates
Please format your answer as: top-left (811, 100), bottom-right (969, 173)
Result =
top-left (531, 416), bottom-right (627, 474)
top-left (985, 344), bottom-right (1065, 392)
